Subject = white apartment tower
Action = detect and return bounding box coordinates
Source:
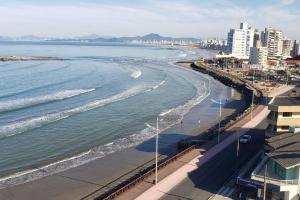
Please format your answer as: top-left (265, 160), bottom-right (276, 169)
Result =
top-left (227, 22), bottom-right (254, 58)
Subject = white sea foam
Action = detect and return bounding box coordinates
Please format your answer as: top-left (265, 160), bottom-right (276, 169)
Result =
top-left (0, 124), bottom-right (158, 188)
top-left (0, 89), bottom-right (95, 113)
top-left (130, 69), bottom-right (142, 79)
top-left (178, 53), bottom-right (187, 58)
top-left (0, 86), bottom-right (144, 139)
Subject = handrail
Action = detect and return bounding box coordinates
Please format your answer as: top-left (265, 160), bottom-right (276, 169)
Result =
top-left (253, 173), bottom-right (298, 185)
top-left (90, 145), bottom-right (197, 200)
top-left (84, 61), bottom-right (265, 200)
top-left (252, 157), bottom-right (299, 186)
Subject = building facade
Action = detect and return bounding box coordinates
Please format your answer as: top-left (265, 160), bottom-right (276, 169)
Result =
top-left (250, 95), bottom-right (300, 200)
top-left (227, 22), bottom-right (254, 59)
top-left (293, 40), bottom-right (300, 58)
top-left (282, 38), bottom-right (293, 59)
top-left (249, 45), bottom-right (268, 69)
top-left (261, 27), bottom-right (283, 59)
top-left (266, 96), bottom-right (300, 137)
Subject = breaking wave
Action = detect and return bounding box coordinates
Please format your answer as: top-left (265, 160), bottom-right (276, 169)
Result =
top-left (0, 89), bottom-right (95, 113)
top-left (0, 125), bottom-right (157, 189)
top-left (0, 86), bottom-right (146, 139)
top-left (130, 69), bottom-right (142, 79)
top-left (0, 73), bottom-right (211, 189)
top-left (178, 53), bottom-right (187, 58)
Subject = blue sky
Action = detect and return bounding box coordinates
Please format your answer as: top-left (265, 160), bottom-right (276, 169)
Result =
top-left (0, 0), bottom-right (299, 39)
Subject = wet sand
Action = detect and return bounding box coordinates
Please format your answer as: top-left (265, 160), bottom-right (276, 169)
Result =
top-left (0, 63), bottom-right (246, 200)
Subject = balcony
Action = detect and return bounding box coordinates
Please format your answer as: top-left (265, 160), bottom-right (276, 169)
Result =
top-left (251, 157), bottom-right (298, 188)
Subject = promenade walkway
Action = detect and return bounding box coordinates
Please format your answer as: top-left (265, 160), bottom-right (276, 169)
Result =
top-left (134, 85), bottom-right (293, 200)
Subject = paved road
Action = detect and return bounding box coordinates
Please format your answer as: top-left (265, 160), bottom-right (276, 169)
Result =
top-left (160, 120), bottom-right (268, 200)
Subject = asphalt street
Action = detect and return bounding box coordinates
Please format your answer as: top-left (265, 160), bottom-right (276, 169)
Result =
top-left (160, 120), bottom-right (268, 200)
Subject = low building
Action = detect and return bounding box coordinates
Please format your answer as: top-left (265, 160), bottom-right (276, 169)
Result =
top-left (250, 95), bottom-right (300, 200)
top-left (251, 133), bottom-right (300, 200)
top-left (266, 96), bottom-right (300, 137)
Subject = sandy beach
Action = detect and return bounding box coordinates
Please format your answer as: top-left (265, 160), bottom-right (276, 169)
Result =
top-left (0, 62), bottom-right (246, 200)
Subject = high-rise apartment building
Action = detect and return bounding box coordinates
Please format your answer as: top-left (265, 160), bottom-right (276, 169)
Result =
top-left (282, 37), bottom-right (292, 59)
top-left (261, 27), bottom-right (283, 58)
top-left (227, 22), bottom-right (254, 58)
top-left (253, 29), bottom-right (260, 47)
top-left (293, 40), bottom-right (300, 58)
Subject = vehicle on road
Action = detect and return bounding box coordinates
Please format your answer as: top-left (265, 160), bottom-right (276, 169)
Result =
top-left (240, 135), bottom-right (251, 144)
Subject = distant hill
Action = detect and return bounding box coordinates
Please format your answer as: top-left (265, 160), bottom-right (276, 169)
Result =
top-left (0, 33), bottom-right (201, 43)
top-left (91, 33), bottom-right (200, 42)
top-left (0, 36), bottom-right (12, 41)
top-left (73, 34), bottom-right (113, 40)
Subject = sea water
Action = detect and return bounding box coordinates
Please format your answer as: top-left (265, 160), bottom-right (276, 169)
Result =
top-left (0, 41), bottom-right (230, 187)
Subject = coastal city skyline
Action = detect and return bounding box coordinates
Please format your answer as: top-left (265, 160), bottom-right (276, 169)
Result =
top-left (0, 0), bottom-right (299, 38)
top-left (1, 1), bottom-right (300, 200)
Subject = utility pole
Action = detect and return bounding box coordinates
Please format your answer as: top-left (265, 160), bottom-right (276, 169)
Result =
top-left (286, 66), bottom-right (289, 86)
top-left (251, 89), bottom-right (254, 120)
top-left (263, 163), bottom-right (267, 200)
top-left (236, 131), bottom-right (240, 175)
top-left (218, 97), bottom-right (222, 144)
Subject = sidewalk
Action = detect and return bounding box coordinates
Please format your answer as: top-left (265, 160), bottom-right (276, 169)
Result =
top-left (134, 85), bottom-right (293, 200)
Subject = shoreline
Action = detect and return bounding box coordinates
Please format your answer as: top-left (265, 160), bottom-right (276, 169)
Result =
top-left (0, 60), bottom-right (228, 180)
top-left (0, 60), bottom-right (247, 200)
top-left (0, 60), bottom-right (212, 180)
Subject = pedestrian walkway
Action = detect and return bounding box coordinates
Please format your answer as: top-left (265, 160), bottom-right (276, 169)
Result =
top-left (134, 85), bottom-right (293, 200)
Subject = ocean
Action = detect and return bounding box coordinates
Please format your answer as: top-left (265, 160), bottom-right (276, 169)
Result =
top-left (0, 41), bottom-right (230, 187)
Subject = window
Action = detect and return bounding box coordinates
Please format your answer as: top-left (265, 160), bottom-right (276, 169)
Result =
top-left (282, 112), bottom-right (292, 117)
top-left (281, 126), bottom-right (289, 130)
top-left (274, 161), bottom-right (287, 179)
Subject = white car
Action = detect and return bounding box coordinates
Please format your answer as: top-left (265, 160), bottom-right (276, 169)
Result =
top-left (240, 135), bottom-right (251, 144)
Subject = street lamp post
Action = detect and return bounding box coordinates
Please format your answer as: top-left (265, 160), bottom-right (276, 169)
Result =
top-left (211, 98), bottom-right (223, 144)
top-left (155, 111), bottom-right (170, 185)
top-left (155, 117), bottom-right (159, 185)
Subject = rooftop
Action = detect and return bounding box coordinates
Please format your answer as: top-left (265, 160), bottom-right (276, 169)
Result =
top-left (266, 133), bottom-right (300, 150)
top-left (267, 151), bottom-right (300, 169)
top-left (252, 157), bottom-right (298, 186)
top-left (266, 133), bottom-right (300, 168)
top-left (270, 96), bottom-right (300, 106)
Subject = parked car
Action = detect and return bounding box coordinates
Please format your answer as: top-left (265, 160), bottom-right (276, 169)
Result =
top-left (240, 135), bottom-right (251, 144)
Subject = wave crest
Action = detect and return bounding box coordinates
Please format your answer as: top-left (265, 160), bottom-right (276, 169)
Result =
top-left (178, 53), bottom-right (187, 58)
top-left (0, 89), bottom-right (95, 113)
top-left (130, 69), bottom-right (142, 79)
top-left (0, 86), bottom-right (143, 139)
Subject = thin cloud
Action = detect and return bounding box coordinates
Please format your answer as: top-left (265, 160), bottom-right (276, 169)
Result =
top-left (279, 0), bottom-right (296, 5)
top-left (0, 0), bottom-right (298, 39)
